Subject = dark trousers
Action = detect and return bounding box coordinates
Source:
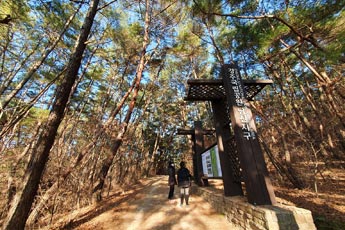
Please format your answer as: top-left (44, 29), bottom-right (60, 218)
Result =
top-left (168, 185), bottom-right (175, 199)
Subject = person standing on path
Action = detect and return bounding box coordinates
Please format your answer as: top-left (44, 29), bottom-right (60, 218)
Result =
top-left (177, 161), bottom-right (192, 206)
top-left (168, 161), bottom-right (177, 200)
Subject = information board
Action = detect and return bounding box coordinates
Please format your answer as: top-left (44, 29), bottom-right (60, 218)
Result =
top-left (201, 144), bottom-right (222, 177)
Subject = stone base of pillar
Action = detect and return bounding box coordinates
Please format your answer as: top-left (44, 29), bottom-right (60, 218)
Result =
top-left (192, 186), bottom-right (316, 230)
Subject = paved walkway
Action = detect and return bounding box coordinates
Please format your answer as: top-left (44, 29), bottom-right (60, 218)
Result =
top-left (74, 176), bottom-right (232, 230)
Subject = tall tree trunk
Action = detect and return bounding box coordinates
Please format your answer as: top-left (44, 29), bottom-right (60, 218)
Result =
top-left (260, 137), bottom-right (305, 189)
top-left (26, 135), bottom-right (100, 225)
top-left (92, 0), bottom-right (151, 200)
top-left (251, 102), bottom-right (305, 189)
top-left (3, 123), bottom-right (42, 218)
top-left (280, 39), bottom-right (345, 129)
top-left (2, 1), bottom-right (100, 229)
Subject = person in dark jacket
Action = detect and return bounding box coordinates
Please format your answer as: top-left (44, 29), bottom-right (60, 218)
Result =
top-left (168, 161), bottom-right (177, 200)
top-left (177, 161), bottom-right (192, 206)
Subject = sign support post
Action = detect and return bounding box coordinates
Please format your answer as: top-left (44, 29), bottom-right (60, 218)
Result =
top-left (193, 121), bottom-right (209, 186)
top-left (212, 99), bottom-right (243, 196)
top-left (221, 64), bottom-right (276, 205)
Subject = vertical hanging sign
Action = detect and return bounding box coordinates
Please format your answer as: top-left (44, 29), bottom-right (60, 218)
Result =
top-left (222, 64), bottom-right (258, 144)
top-left (227, 67), bottom-right (257, 141)
top-left (221, 64), bottom-right (276, 205)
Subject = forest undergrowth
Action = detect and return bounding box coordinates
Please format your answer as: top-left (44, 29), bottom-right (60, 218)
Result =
top-left (27, 160), bottom-right (345, 230)
top-left (271, 161), bottom-right (345, 229)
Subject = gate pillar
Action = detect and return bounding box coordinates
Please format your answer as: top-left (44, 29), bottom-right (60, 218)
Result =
top-left (221, 64), bottom-right (276, 205)
top-left (212, 99), bottom-right (243, 196)
top-left (193, 121), bottom-right (209, 186)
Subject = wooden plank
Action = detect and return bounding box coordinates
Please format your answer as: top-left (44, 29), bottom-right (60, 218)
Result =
top-left (221, 64), bottom-right (276, 205)
top-left (194, 121), bottom-right (209, 186)
top-left (212, 99), bottom-right (243, 196)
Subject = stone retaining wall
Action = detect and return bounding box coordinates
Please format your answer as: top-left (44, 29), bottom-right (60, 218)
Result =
top-left (192, 186), bottom-right (316, 230)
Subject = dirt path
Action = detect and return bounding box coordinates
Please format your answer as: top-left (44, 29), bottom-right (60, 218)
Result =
top-left (74, 176), bottom-right (233, 230)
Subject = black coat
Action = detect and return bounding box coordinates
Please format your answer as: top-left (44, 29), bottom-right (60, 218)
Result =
top-left (177, 167), bottom-right (191, 188)
top-left (168, 165), bottom-right (177, 186)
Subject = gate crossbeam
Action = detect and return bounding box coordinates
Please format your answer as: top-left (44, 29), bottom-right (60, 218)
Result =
top-left (184, 79), bottom-right (273, 101)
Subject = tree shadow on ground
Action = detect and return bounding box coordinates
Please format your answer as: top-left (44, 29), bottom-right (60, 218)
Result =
top-left (56, 179), bottom-right (157, 230)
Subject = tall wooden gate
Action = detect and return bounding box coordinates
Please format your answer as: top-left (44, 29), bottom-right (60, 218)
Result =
top-left (183, 64), bottom-right (276, 205)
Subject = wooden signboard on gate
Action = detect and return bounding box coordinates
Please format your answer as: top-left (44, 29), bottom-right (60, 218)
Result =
top-left (221, 64), bottom-right (276, 205)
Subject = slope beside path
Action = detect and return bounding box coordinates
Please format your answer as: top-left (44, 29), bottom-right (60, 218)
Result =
top-left (61, 175), bottom-right (233, 230)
